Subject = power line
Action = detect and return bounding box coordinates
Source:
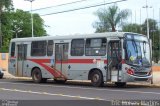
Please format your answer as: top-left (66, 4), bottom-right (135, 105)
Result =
top-left (32, 0), bottom-right (90, 12)
top-left (40, 0), bottom-right (127, 16)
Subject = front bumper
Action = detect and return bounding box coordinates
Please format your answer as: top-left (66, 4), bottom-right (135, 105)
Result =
top-left (122, 73), bottom-right (152, 82)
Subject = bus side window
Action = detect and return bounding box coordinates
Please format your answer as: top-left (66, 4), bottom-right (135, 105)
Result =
top-left (31, 41), bottom-right (47, 56)
top-left (47, 40), bottom-right (53, 56)
top-left (11, 42), bottom-right (15, 57)
top-left (85, 38), bottom-right (106, 56)
top-left (71, 39), bottom-right (84, 56)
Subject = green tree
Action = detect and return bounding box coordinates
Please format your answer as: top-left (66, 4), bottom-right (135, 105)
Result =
top-left (10, 9), bottom-right (46, 38)
top-left (122, 23), bottom-right (142, 33)
top-left (93, 5), bottom-right (130, 32)
top-left (0, 0), bottom-right (13, 52)
top-left (141, 19), bottom-right (159, 62)
top-left (141, 19), bottom-right (158, 36)
top-left (1, 12), bottom-right (13, 52)
top-left (0, 9), bottom-right (46, 52)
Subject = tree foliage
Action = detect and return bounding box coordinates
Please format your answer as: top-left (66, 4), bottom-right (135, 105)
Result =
top-left (142, 19), bottom-right (160, 62)
top-left (122, 24), bottom-right (141, 33)
top-left (0, 0), bottom-right (13, 52)
top-left (93, 5), bottom-right (131, 32)
top-left (0, 5), bottom-right (46, 52)
top-left (141, 19), bottom-right (158, 36)
top-left (10, 9), bottom-right (46, 38)
top-left (0, 0), bottom-right (13, 11)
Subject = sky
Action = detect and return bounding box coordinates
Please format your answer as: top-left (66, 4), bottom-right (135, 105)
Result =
top-left (13, 0), bottom-right (160, 36)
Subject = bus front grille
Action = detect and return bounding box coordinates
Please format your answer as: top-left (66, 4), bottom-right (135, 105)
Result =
top-left (134, 78), bottom-right (149, 81)
top-left (134, 72), bottom-right (148, 76)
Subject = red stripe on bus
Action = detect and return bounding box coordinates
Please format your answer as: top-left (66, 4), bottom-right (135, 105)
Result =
top-left (104, 60), bottom-right (108, 64)
top-left (56, 59), bottom-right (108, 64)
top-left (27, 59), bottom-right (108, 64)
top-left (28, 59), bottom-right (67, 79)
top-left (10, 56), bottom-right (16, 59)
top-left (29, 59), bottom-right (108, 64)
top-left (68, 59), bottom-right (94, 63)
top-left (121, 59), bottom-right (125, 64)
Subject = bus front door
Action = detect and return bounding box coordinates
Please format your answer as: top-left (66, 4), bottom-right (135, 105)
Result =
top-left (107, 41), bottom-right (122, 82)
top-left (55, 43), bottom-right (69, 77)
top-left (17, 44), bottom-right (27, 77)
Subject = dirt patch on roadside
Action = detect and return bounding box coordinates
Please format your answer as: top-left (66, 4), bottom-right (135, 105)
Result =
top-left (152, 66), bottom-right (160, 71)
top-left (152, 66), bottom-right (160, 84)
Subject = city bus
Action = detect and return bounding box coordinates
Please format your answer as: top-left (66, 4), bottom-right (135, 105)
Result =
top-left (8, 32), bottom-right (152, 87)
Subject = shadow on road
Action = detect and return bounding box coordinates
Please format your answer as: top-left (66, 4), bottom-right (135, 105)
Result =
top-left (1, 78), bottom-right (155, 89)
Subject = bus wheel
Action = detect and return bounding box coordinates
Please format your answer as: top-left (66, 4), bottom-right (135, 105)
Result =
top-left (91, 70), bottom-right (104, 87)
top-left (115, 82), bottom-right (126, 87)
top-left (32, 68), bottom-right (42, 83)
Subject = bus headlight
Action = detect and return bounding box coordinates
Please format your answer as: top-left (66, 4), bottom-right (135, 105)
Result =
top-left (126, 67), bottom-right (134, 75)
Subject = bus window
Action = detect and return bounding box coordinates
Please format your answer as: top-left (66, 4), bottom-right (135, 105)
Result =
top-left (31, 41), bottom-right (47, 56)
top-left (47, 40), bottom-right (53, 56)
top-left (71, 39), bottom-right (84, 56)
top-left (11, 42), bottom-right (15, 57)
top-left (85, 38), bottom-right (106, 56)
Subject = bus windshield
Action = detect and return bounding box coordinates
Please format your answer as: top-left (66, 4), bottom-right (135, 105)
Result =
top-left (125, 34), bottom-right (151, 66)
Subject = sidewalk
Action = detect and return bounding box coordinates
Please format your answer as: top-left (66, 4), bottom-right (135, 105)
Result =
top-left (3, 71), bottom-right (31, 80)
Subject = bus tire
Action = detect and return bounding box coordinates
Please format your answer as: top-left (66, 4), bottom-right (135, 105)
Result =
top-left (91, 70), bottom-right (104, 87)
top-left (32, 68), bottom-right (42, 83)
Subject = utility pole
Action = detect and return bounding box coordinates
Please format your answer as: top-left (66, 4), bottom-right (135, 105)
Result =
top-left (143, 0), bottom-right (152, 39)
top-left (25, 0), bottom-right (35, 37)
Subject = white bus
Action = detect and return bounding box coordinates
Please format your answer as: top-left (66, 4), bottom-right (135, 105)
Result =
top-left (8, 32), bottom-right (152, 87)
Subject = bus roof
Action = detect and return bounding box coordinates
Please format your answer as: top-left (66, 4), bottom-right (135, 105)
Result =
top-left (10, 32), bottom-right (146, 42)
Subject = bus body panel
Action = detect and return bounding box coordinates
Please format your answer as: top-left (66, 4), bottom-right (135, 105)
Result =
top-left (8, 58), bottom-right (16, 76)
top-left (67, 61), bottom-right (107, 81)
top-left (8, 43), bottom-right (16, 76)
top-left (23, 59), bottom-right (54, 78)
top-left (8, 32), bottom-right (152, 85)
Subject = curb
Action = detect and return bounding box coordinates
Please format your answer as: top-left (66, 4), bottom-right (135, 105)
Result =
top-left (127, 82), bottom-right (160, 88)
top-left (3, 76), bottom-right (32, 80)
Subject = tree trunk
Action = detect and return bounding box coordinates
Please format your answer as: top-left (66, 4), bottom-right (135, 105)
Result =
top-left (112, 25), bottom-right (116, 32)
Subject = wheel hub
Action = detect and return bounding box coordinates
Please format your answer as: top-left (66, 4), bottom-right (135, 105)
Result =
top-left (93, 74), bottom-right (99, 82)
top-left (34, 72), bottom-right (40, 80)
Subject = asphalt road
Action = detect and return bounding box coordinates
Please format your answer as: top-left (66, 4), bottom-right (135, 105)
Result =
top-left (0, 79), bottom-right (160, 106)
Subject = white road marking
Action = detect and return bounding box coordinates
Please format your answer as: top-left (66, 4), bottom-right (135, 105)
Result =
top-left (0, 81), bottom-right (160, 95)
top-left (0, 87), bottom-right (105, 101)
